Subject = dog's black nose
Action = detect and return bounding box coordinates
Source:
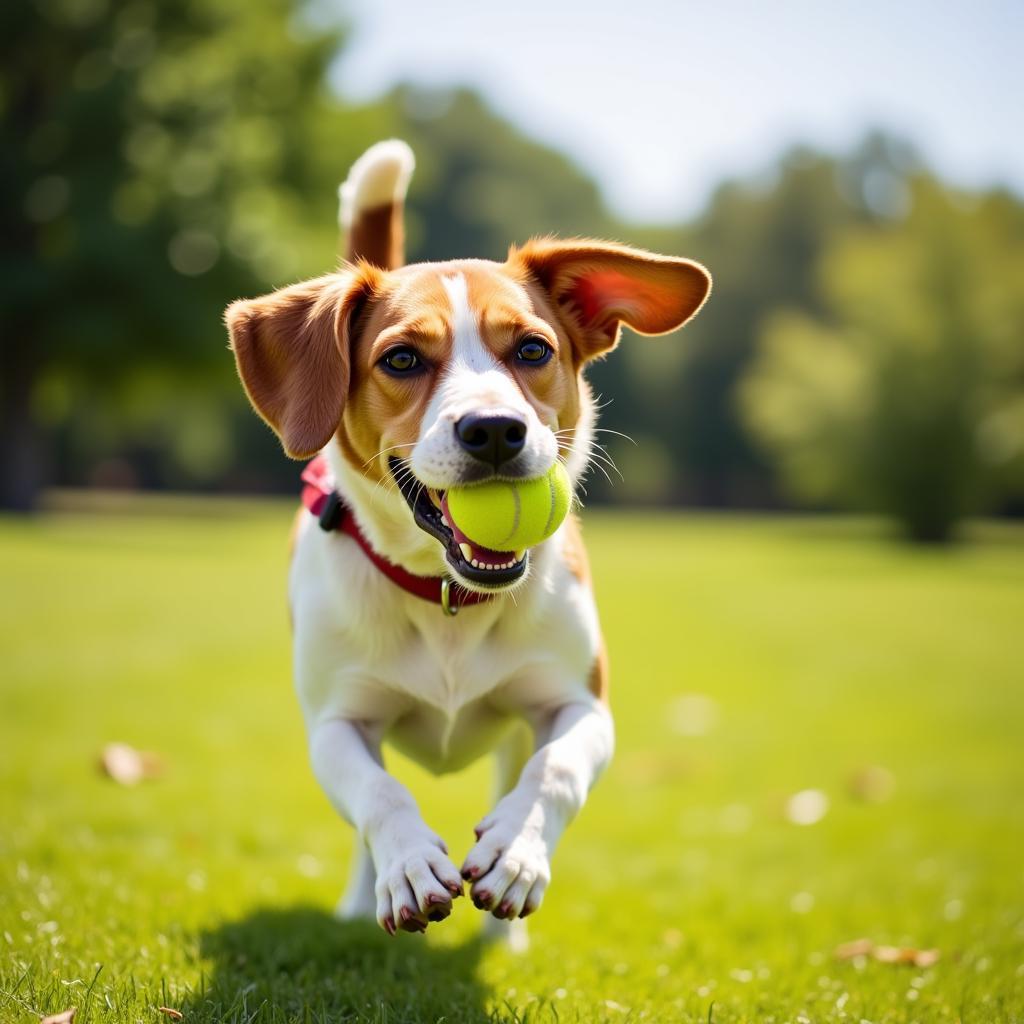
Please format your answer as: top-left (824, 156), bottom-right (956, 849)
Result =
top-left (455, 414), bottom-right (527, 469)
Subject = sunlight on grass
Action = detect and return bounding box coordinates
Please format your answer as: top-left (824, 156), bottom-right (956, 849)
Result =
top-left (2, 501), bottom-right (1022, 1022)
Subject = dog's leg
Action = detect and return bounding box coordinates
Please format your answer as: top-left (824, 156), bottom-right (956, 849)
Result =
top-left (335, 842), bottom-right (377, 921)
top-left (462, 699), bottom-right (614, 921)
top-left (482, 725), bottom-right (533, 950)
top-left (310, 717), bottom-right (464, 934)
top-left (493, 721), bottom-right (533, 799)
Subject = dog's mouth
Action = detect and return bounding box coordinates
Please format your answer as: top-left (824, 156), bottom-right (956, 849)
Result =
top-left (390, 457), bottom-right (527, 588)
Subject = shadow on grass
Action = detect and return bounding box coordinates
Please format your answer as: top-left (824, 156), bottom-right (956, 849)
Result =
top-left (185, 905), bottom-right (494, 1023)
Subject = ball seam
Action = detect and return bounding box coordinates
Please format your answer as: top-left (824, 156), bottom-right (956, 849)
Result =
top-left (542, 472), bottom-right (557, 538)
top-left (496, 482), bottom-right (521, 550)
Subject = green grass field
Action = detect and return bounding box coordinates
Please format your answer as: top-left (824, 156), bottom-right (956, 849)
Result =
top-left (2, 498), bottom-right (1022, 1023)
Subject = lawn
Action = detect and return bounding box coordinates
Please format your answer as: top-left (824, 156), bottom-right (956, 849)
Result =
top-left (1, 497), bottom-right (1022, 1023)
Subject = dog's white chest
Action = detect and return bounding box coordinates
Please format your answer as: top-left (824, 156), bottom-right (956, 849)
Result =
top-left (372, 623), bottom-right (522, 768)
top-left (290, 518), bottom-right (597, 772)
top-left (299, 614), bottom-right (523, 771)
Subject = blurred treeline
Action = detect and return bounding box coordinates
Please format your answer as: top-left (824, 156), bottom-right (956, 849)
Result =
top-left (4, 0), bottom-right (1023, 541)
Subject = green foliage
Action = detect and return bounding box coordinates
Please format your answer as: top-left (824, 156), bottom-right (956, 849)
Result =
top-left (742, 178), bottom-right (1024, 541)
top-left (398, 86), bottom-right (616, 262)
top-left (2, 502), bottom-right (1023, 1021)
top-left (3, 0), bottom-right (358, 366)
top-left (2, 0), bottom-right (386, 505)
top-left (4, 0), bottom-right (1023, 533)
top-left (582, 137), bottom-right (924, 508)
top-left (1, 0), bottom-right (620, 506)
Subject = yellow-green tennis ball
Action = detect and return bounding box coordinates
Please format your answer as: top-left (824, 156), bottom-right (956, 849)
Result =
top-left (447, 463), bottom-right (571, 552)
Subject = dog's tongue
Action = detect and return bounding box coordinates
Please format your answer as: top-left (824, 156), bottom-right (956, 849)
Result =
top-left (440, 494), bottom-right (517, 568)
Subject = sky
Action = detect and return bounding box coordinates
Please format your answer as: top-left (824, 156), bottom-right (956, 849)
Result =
top-left (331, 0), bottom-right (1024, 222)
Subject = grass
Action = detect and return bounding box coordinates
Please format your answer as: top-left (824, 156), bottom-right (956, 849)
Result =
top-left (1, 496), bottom-right (1022, 1023)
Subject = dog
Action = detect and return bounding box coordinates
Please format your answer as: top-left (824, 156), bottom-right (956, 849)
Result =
top-left (224, 140), bottom-right (710, 943)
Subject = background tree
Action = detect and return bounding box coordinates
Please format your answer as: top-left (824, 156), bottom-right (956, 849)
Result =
top-left (0, 0), bottom-right (624, 506)
top-left (5, 0), bottom-right (1022, 531)
top-left (740, 177), bottom-right (1024, 541)
top-left (0, 0), bottom-right (398, 507)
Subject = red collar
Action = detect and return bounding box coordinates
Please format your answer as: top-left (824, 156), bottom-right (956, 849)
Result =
top-left (300, 456), bottom-right (492, 616)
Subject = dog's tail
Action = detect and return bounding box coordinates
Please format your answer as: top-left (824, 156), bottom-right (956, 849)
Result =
top-left (338, 139), bottom-right (415, 271)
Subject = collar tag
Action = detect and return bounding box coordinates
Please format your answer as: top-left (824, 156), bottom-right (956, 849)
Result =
top-left (440, 578), bottom-right (458, 617)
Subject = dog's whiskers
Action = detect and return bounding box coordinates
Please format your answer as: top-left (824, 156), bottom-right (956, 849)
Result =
top-left (587, 446), bottom-right (624, 482)
top-left (591, 427), bottom-right (637, 445)
top-left (361, 442), bottom-right (414, 470)
top-left (369, 456), bottom-right (419, 505)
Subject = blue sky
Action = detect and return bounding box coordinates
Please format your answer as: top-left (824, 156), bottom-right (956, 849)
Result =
top-left (332, 0), bottom-right (1023, 222)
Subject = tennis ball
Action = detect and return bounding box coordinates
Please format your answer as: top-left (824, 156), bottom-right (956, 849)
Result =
top-left (446, 463), bottom-right (571, 552)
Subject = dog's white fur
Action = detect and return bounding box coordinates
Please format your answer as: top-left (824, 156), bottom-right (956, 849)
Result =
top-left (412, 275), bottom-right (559, 491)
top-left (299, 273), bottom-right (610, 937)
top-left (227, 140), bottom-right (710, 943)
top-left (296, 149), bottom-right (611, 941)
top-left (293, 477), bottom-right (608, 938)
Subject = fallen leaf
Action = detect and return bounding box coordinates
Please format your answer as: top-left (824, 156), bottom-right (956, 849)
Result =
top-left (848, 765), bottom-right (895, 803)
top-left (157, 1009), bottom-right (184, 1021)
top-left (41, 1010), bottom-right (76, 1024)
top-left (835, 937), bottom-right (873, 960)
top-left (835, 939), bottom-right (940, 967)
top-left (873, 945), bottom-right (919, 964)
top-left (99, 743), bottom-right (164, 785)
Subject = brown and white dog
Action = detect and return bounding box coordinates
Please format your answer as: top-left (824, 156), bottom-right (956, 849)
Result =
top-left (225, 140), bottom-right (710, 944)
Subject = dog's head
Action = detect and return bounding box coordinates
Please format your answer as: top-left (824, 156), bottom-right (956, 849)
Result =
top-left (225, 240), bottom-right (710, 592)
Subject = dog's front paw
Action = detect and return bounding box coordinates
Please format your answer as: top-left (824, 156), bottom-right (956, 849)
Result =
top-left (461, 800), bottom-right (552, 920)
top-left (373, 831), bottom-right (464, 935)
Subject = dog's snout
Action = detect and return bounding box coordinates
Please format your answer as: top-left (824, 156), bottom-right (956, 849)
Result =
top-left (455, 414), bottom-right (527, 469)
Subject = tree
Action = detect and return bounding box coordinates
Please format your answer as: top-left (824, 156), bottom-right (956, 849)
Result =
top-left (0, 0), bottom-right (393, 508)
top-left (740, 178), bottom-right (1024, 541)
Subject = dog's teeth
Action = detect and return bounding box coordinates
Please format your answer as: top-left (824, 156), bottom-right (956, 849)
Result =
top-left (471, 558), bottom-right (480, 568)
top-left (459, 543), bottom-right (472, 562)
top-left (515, 550), bottom-right (525, 562)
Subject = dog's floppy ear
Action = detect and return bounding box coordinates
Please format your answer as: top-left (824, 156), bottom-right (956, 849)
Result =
top-left (225, 270), bottom-right (376, 459)
top-left (512, 238), bottom-right (711, 362)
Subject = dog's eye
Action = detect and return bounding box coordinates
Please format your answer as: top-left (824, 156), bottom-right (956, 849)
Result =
top-left (381, 347), bottom-right (422, 375)
top-left (516, 336), bottom-right (552, 365)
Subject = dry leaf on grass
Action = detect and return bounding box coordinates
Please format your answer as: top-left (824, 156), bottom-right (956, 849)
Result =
top-left (99, 743), bottom-right (164, 785)
top-left (874, 945), bottom-right (940, 967)
top-left (41, 1010), bottom-right (76, 1024)
top-left (834, 937), bottom-right (874, 959)
top-left (157, 1009), bottom-right (184, 1021)
top-left (835, 939), bottom-right (940, 967)
top-left (848, 765), bottom-right (895, 803)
